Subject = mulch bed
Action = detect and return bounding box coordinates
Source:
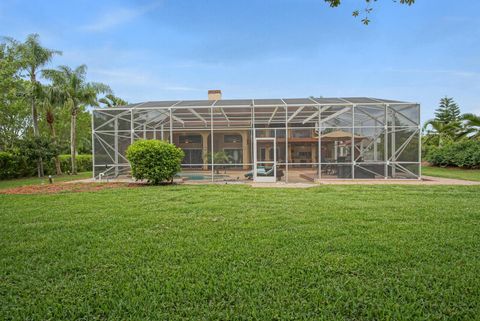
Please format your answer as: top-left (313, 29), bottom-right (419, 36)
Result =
top-left (0, 182), bottom-right (138, 195)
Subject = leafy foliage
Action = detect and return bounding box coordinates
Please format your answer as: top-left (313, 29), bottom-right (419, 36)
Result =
top-left (324, 0), bottom-right (415, 24)
top-left (99, 94), bottom-right (128, 108)
top-left (434, 97), bottom-right (461, 125)
top-left (422, 119), bottom-right (457, 148)
top-left (0, 152), bottom-right (92, 180)
top-left (18, 136), bottom-right (60, 168)
top-left (0, 151), bottom-right (33, 179)
top-left (9, 34), bottom-right (62, 177)
top-left (48, 154), bottom-right (92, 174)
top-left (0, 42), bottom-right (30, 150)
top-left (42, 64), bottom-right (110, 174)
top-left (1, 34), bottom-right (127, 179)
top-left (0, 136), bottom-right (59, 179)
top-left (423, 97), bottom-right (463, 148)
top-left (426, 140), bottom-right (480, 169)
top-left (205, 151), bottom-right (233, 174)
top-left (126, 140), bottom-right (184, 185)
top-left (459, 113), bottom-right (480, 140)
top-left (422, 96), bottom-right (480, 169)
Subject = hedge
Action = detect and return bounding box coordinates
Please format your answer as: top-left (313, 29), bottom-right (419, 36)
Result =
top-left (426, 140), bottom-right (480, 169)
top-left (0, 151), bottom-right (35, 179)
top-left (126, 140), bottom-right (184, 185)
top-left (54, 154), bottom-right (93, 174)
top-left (0, 153), bottom-right (92, 180)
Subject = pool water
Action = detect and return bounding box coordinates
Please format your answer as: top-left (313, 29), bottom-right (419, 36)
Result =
top-left (176, 173), bottom-right (228, 181)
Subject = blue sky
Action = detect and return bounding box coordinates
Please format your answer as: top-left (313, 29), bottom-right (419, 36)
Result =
top-left (1, 0), bottom-right (479, 120)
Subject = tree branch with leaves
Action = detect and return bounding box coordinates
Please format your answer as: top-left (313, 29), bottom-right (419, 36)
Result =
top-left (324, 0), bottom-right (415, 25)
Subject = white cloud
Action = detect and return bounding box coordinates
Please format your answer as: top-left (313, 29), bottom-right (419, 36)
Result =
top-left (80, 1), bottom-right (163, 32)
top-left (87, 67), bottom-right (204, 102)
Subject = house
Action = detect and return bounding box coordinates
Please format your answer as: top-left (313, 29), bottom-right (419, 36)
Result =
top-left (92, 90), bottom-right (421, 182)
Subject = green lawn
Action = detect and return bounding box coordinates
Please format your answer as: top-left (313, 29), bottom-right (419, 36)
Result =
top-left (1, 185), bottom-right (479, 320)
top-left (0, 171), bottom-right (92, 189)
top-left (422, 166), bottom-right (480, 181)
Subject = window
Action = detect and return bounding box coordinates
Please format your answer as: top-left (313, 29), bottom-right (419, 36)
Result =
top-left (179, 135), bottom-right (201, 144)
top-left (182, 149), bottom-right (203, 167)
top-left (224, 134), bottom-right (242, 143)
top-left (224, 149), bottom-right (243, 164)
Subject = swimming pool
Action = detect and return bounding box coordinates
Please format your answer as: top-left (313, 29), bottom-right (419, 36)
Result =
top-left (176, 173), bottom-right (228, 181)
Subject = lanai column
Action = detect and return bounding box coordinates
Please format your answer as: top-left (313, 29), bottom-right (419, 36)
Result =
top-left (265, 147), bottom-right (271, 161)
top-left (241, 131), bottom-right (250, 170)
top-left (201, 132), bottom-right (209, 170)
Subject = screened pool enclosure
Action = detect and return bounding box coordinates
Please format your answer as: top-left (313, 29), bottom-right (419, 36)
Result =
top-left (92, 97), bottom-right (420, 183)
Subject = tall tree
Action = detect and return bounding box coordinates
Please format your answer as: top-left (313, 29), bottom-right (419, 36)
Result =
top-left (434, 97), bottom-right (461, 125)
top-left (423, 97), bottom-right (463, 147)
top-left (99, 94), bottom-right (128, 108)
top-left (43, 65), bottom-right (110, 174)
top-left (325, 0), bottom-right (416, 24)
top-left (39, 85), bottom-right (63, 175)
top-left (11, 34), bottom-right (61, 176)
top-left (0, 42), bottom-right (30, 150)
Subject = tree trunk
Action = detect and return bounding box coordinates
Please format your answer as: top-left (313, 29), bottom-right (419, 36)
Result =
top-left (71, 108), bottom-right (77, 175)
top-left (31, 72), bottom-right (44, 177)
top-left (48, 120), bottom-right (62, 176)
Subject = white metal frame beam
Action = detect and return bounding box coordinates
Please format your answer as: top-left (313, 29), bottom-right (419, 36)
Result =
top-left (303, 106), bottom-right (331, 124)
top-left (287, 106), bottom-right (304, 123)
top-left (268, 106), bottom-right (279, 125)
top-left (319, 107), bottom-right (350, 125)
top-left (188, 108), bottom-right (208, 125)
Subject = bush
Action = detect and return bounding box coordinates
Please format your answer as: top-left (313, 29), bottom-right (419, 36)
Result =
top-left (426, 140), bottom-right (480, 168)
top-left (58, 154), bottom-right (92, 173)
top-left (43, 154), bottom-right (92, 174)
top-left (0, 151), bottom-right (36, 179)
top-left (0, 152), bottom-right (19, 179)
top-left (126, 140), bottom-right (184, 184)
top-left (0, 152), bottom-right (92, 180)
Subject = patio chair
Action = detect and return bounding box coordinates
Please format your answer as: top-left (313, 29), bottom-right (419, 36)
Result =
top-left (244, 166), bottom-right (266, 179)
top-left (245, 166), bottom-right (283, 180)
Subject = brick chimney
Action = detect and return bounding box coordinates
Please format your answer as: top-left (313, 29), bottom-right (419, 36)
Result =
top-left (208, 89), bottom-right (222, 101)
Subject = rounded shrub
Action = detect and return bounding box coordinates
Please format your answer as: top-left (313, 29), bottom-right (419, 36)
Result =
top-left (126, 140), bottom-right (184, 184)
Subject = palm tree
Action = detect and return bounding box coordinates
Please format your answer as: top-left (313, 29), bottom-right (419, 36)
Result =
top-left (99, 94), bottom-right (128, 108)
top-left (9, 34), bottom-right (61, 177)
top-left (43, 65), bottom-right (110, 174)
top-left (206, 151), bottom-right (232, 174)
top-left (459, 113), bottom-right (480, 140)
top-left (422, 119), bottom-right (458, 147)
top-left (39, 85), bottom-right (63, 175)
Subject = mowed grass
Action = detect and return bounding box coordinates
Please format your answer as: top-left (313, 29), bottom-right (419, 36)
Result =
top-left (0, 172), bottom-right (92, 189)
top-left (1, 185), bottom-right (479, 320)
top-left (422, 166), bottom-right (480, 181)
